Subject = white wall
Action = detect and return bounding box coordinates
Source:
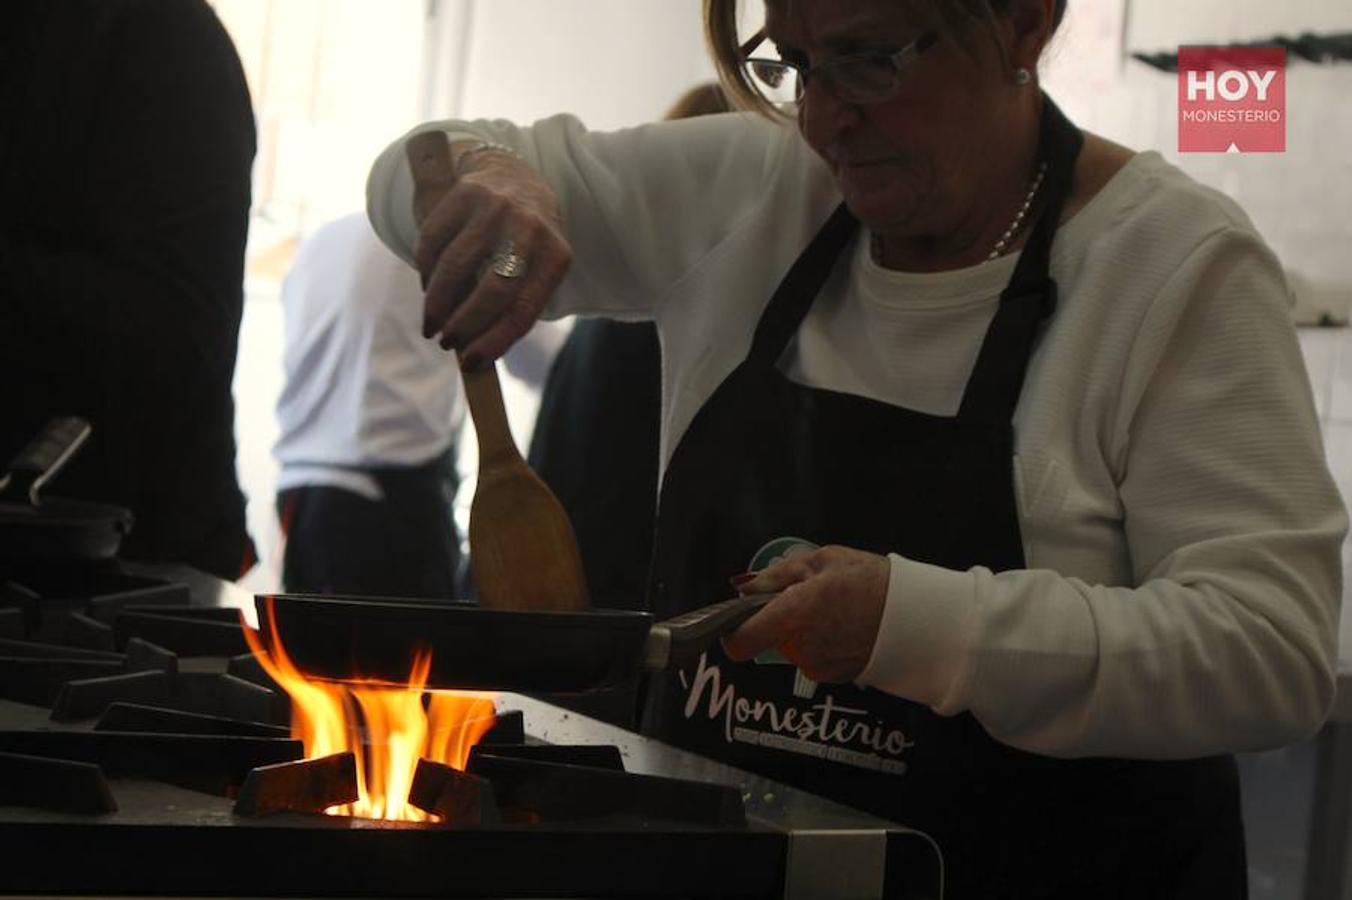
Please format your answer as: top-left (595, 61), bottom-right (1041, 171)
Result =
top-left (211, 0), bottom-right (427, 235)
top-left (1044, 0), bottom-right (1352, 294)
top-left (1125, 0), bottom-right (1352, 50)
top-left (1298, 329), bottom-right (1352, 665)
top-left (428, 0), bottom-right (716, 128)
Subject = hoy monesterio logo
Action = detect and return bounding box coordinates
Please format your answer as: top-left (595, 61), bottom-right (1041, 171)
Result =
top-left (1178, 46), bottom-right (1286, 153)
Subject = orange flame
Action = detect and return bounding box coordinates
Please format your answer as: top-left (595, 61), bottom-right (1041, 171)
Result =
top-left (243, 596), bottom-right (497, 822)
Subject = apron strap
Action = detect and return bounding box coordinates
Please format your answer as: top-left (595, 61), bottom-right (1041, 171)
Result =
top-left (957, 94), bottom-right (1085, 426)
top-left (742, 93), bottom-right (1085, 430)
top-left (745, 203), bottom-right (859, 369)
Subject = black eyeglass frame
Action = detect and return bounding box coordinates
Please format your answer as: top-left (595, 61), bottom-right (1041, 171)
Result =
top-left (742, 30), bottom-right (940, 105)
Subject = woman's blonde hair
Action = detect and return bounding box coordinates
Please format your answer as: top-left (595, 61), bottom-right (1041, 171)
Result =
top-left (704, 0), bottom-right (1068, 118)
top-left (665, 82), bottom-right (734, 121)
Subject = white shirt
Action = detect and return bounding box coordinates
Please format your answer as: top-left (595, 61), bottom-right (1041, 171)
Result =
top-left (274, 214), bottom-right (569, 500)
top-left (367, 110), bottom-right (1346, 760)
top-left (274, 213), bottom-right (463, 499)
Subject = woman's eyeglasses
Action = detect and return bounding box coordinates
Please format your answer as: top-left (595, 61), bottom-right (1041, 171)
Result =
top-left (743, 31), bottom-right (938, 105)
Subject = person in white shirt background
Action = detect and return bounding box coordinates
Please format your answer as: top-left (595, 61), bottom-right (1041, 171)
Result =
top-left (273, 213), bottom-right (559, 599)
top-left (365, 0), bottom-right (1346, 896)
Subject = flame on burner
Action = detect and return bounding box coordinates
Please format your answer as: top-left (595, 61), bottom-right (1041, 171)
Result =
top-left (242, 596), bottom-right (497, 822)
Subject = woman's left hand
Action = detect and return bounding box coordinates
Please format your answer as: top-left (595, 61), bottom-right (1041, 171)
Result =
top-left (723, 545), bottom-right (890, 683)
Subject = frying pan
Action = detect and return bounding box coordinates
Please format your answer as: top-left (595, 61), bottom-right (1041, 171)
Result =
top-left (255, 591), bottom-right (775, 692)
top-left (0, 417), bottom-right (133, 564)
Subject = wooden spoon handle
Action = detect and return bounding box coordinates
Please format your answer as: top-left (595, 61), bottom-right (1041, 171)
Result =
top-left (461, 367), bottom-right (517, 466)
top-left (407, 130), bottom-right (457, 226)
top-left (406, 131), bottom-right (520, 467)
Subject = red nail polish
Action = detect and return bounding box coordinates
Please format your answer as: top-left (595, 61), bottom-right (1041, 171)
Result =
top-left (729, 571), bottom-right (759, 587)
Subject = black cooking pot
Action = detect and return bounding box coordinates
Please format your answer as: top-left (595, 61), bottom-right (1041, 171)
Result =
top-left (0, 417), bottom-right (133, 564)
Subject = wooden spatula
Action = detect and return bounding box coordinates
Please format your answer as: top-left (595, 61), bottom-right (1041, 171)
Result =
top-left (406, 131), bottom-right (589, 612)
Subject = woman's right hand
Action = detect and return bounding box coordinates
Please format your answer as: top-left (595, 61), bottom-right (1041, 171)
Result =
top-left (410, 138), bottom-right (573, 370)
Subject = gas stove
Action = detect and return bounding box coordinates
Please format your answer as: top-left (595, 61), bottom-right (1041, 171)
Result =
top-left (0, 562), bottom-right (941, 899)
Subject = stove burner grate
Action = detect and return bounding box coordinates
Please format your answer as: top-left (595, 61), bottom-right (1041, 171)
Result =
top-left (0, 563), bottom-right (940, 899)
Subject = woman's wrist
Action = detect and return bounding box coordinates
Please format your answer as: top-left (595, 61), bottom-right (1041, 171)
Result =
top-left (451, 139), bottom-right (523, 176)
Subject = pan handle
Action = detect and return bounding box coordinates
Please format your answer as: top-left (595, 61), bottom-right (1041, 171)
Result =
top-left (0, 416), bottom-right (92, 506)
top-left (643, 592), bottom-right (777, 671)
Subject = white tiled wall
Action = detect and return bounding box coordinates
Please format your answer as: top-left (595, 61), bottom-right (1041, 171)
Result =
top-left (1299, 328), bottom-right (1352, 666)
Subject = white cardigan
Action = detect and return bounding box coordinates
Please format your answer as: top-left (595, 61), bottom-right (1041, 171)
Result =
top-left (368, 110), bottom-right (1346, 760)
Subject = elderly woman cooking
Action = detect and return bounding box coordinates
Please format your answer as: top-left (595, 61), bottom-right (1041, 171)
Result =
top-left (366, 0), bottom-right (1344, 895)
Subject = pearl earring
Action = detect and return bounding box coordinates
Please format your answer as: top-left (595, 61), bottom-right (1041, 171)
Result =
top-left (1015, 67), bottom-right (1032, 86)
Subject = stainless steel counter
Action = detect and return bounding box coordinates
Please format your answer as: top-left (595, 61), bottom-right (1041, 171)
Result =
top-left (498, 694), bottom-right (943, 900)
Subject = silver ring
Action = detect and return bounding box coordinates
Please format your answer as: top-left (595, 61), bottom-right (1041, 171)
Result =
top-left (489, 239), bottom-right (529, 279)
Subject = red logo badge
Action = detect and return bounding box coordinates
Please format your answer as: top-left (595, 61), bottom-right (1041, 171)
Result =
top-left (1178, 46), bottom-right (1286, 153)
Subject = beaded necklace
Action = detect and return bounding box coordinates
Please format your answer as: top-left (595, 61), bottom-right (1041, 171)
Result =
top-left (869, 160), bottom-right (1050, 266)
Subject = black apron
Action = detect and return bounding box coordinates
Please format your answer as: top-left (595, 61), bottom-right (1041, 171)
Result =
top-left (645, 96), bottom-right (1246, 899)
